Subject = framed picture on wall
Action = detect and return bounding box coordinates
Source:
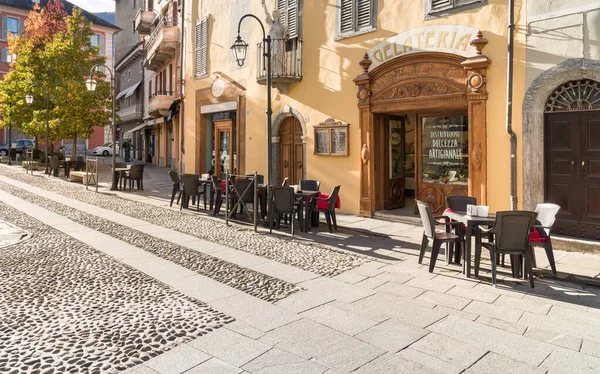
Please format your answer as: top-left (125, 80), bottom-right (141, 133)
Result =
top-left (314, 118), bottom-right (349, 156)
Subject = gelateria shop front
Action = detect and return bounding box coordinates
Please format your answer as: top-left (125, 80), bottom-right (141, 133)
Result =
top-left (354, 25), bottom-right (490, 217)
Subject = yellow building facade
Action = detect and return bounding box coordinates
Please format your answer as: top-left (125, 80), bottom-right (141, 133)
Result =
top-left (182, 0), bottom-right (528, 218)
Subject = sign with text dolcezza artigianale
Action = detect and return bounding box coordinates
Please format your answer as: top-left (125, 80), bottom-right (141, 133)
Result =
top-left (367, 25), bottom-right (479, 71)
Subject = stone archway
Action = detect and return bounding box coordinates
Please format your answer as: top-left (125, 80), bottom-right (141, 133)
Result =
top-left (271, 105), bottom-right (307, 184)
top-left (522, 58), bottom-right (600, 210)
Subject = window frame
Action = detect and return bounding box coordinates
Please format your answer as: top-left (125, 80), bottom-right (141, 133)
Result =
top-left (335, 0), bottom-right (377, 41)
top-left (424, 0), bottom-right (488, 20)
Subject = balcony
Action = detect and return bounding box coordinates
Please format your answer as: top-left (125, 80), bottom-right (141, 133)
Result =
top-left (145, 17), bottom-right (179, 71)
top-left (257, 38), bottom-right (302, 92)
top-left (148, 91), bottom-right (175, 117)
top-left (135, 8), bottom-right (155, 35)
top-left (117, 104), bottom-right (143, 122)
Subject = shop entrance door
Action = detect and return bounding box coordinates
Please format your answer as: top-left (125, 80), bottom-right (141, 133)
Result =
top-left (279, 117), bottom-right (303, 185)
top-left (545, 111), bottom-right (600, 239)
top-left (214, 119), bottom-right (233, 179)
top-left (385, 116), bottom-right (406, 209)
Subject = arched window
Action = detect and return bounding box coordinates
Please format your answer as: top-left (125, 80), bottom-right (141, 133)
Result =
top-left (545, 79), bottom-right (600, 112)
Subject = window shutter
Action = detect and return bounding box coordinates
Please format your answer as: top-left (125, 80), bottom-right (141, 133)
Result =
top-left (286, 0), bottom-right (298, 38)
top-left (200, 16), bottom-right (208, 77)
top-left (98, 35), bottom-right (105, 56)
top-left (18, 19), bottom-right (24, 35)
top-left (356, 0), bottom-right (371, 29)
top-left (1, 16), bottom-right (7, 40)
top-left (430, 0), bottom-right (453, 13)
top-left (339, 0), bottom-right (353, 34)
top-left (1, 48), bottom-right (6, 63)
top-left (456, 0), bottom-right (480, 6)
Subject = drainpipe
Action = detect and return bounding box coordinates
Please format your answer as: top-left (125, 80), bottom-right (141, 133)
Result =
top-left (506, 0), bottom-right (518, 211)
top-left (178, 0), bottom-right (186, 172)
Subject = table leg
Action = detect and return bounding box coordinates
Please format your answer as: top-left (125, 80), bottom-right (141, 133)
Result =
top-left (298, 201), bottom-right (305, 233)
top-left (464, 223), bottom-right (473, 277)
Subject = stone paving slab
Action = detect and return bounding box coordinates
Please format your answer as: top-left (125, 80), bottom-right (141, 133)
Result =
top-left (541, 347), bottom-right (600, 373)
top-left (188, 328), bottom-right (271, 367)
top-left (524, 327), bottom-right (582, 351)
top-left (184, 357), bottom-right (243, 374)
top-left (144, 344), bottom-right (211, 374)
top-left (517, 311), bottom-right (600, 343)
top-left (354, 318), bottom-right (429, 353)
top-left (241, 348), bottom-right (329, 374)
top-left (409, 332), bottom-right (488, 369)
top-left (462, 352), bottom-right (546, 374)
top-left (300, 303), bottom-right (380, 336)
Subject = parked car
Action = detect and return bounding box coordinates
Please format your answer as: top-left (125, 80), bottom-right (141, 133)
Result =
top-left (92, 143), bottom-right (115, 156)
top-left (0, 139), bottom-right (36, 156)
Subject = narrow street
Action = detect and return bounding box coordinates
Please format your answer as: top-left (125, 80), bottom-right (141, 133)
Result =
top-left (2, 164), bottom-right (600, 373)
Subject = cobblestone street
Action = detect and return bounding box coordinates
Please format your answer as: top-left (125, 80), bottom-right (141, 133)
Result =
top-left (3, 164), bottom-right (600, 373)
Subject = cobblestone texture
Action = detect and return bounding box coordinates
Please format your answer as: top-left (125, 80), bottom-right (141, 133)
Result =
top-left (0, 181), bottom-right (302, 303)
top-left (0, 203), bottom-right (233, 374)
top-left (0, 166), bottom-right (366, 276)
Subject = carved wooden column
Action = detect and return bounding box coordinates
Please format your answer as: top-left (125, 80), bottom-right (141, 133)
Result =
top-left (354, 54), bottom-right (375, 217)
top-left (462, 31), bottom-right (490, 205)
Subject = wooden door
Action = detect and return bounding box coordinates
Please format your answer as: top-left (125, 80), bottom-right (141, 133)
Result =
top-left (279, 117), bottom-right (303, 185)
top-left (385, 116), bottom-right (405, 209)
top-left (545, 111), bottom-right (600, 239)
top-left (214, 119), bottom-right (233, 179)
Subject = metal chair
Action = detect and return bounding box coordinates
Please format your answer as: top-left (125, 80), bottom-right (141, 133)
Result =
top-left (315, 185), bottom-right (341, 233)
top-left (180, 174), bottom-right (206, 211)
top-left (300, 179), bottom-right (320, 191)
top-left (169, 170), bottom-right (182, 207)
top-left (269, 186), bottom-right (298, 236)
top-left (530, 203), bottom-right (560, 277)
top-left (475, 211), bottom-right (538, 288)
top-left (416, 200), bottom-right (463, 273)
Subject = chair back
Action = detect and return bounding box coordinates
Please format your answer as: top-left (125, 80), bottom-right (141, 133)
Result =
top-left (445, 196), bottom-right (476, 212)
top-left (492, 211), bottom-right (537, 251)
top-left (234, 178), bottom-right (255, 202)
top-left (324, 185), bottom-right (341, 211)
top-left (115, 162), bottom-right (127, 169)
top-left (211, 175), bottom-right (222, 193)
top-left (246, 174), bottom-right (265, 184)
top-left (416, 200), bottom-right (437, 238)
top-left (535, 203), bottom-right (560, 235)
top-left (181, 174), bottom-right (200, 195)
top-left (48, 156), bottom-right (59, 169)
top-left (76, 155), bottom-right (84, 162)
top-left (271, 186), bottom-right (295, 213)
top-left (129, 164), bottom-right (144, 179)
top-left (281, 177), bottom-right (289, 186)
top-left (169, 170), bottom-right (181, 184)
top-left (300, 180), bottom-right (320, 191)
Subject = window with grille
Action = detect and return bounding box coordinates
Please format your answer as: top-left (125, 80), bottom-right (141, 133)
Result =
top-left (276, 0), bottom-right (299, 39)
top-left (194, 16), bottom-right (209, 78)
top-left (425, 0), bottom-right (486, 19)
top-left (336, 0), bottom-right (376, 40)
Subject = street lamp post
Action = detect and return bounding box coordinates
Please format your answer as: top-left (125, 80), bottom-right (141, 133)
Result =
top-left (87, 64), bottom-right (117, 190)
top-left (25, 85), bottom-right (50, 174)
top-left (231, 15), bottom-right (273, 188)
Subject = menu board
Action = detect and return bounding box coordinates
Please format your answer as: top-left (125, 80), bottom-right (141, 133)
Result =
top-left (315, 128), bottom-right (329, 155)
top-left (421, 116), bottom-right (468, 184)
top-left (331, 128), bottom-right (347, 155)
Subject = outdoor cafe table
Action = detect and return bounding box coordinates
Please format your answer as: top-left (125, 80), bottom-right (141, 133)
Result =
top-left (295, 190), bottom-right (320, 233)
top-left (443, 211), bottom-right (496, 278)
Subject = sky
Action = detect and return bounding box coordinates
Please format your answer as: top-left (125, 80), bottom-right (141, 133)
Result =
top-left (68, 0), bottom-right (114, 13)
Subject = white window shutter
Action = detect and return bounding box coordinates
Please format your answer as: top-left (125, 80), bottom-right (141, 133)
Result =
top-left (99, 35), bottom-right (105, 56)
top-left (195, 17), bottom-right (208, 78)
top-left (430, 0), bottom-right (454, 13)
top-left (340, 0), bottom-right (353, 34)
top-left (356, 0), bottom-right (371, 29)
top-left (286, 0), bottom-right (298, 39)
top-left (200, 16), bottom-right (208, 77)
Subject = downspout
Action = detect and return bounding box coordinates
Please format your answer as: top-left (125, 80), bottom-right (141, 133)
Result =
top-left (506, 0), bottom-right (518, 210)
top-left (178, 0), bottom-right (186, 172)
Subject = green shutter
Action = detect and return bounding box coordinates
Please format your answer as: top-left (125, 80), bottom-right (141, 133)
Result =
top-left (340, 0), bottom-right (353, 34)
top-left (357, 0), bottom-right (371, 29)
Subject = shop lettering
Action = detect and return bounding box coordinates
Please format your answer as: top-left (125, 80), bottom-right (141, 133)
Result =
top-left (428, 128), bottom-right (463, 160)
top-left (429, 148), bottom-right (463, 160)
top-left (372, 31), bottom-right (471, 63)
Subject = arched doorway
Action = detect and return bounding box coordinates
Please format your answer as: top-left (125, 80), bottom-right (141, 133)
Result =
top-left (278, 117), bottom-right (304, 185)
top-left (544, 79), bottom-right (600, 239)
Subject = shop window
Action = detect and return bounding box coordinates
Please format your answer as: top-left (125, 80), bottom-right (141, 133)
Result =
top-left (336, 0), bottom-right (376, 40)
top-left (425, 0), bottom-right (487, 19)
top-left (421, 115), bottom-right (468, 185)
top-left (314, 118), bottom-right (349, 156)
top-left (194, 16), bottom-right (209, 78)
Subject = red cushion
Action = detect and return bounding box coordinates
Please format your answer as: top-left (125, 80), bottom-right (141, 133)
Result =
top-left (316, 193), bottom-right (341, 210)
top-left (529, 228), bottom-right (548, 243)
top-left (443, 207), bottom-right (466, 230)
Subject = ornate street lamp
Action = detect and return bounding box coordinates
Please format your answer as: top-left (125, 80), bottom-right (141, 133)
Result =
top-left (87, 64), bottom-right (117, 190)
top-left (25, 84), bottom-right (50, 174)
top-left (231, 14), bottom-right (273, 189)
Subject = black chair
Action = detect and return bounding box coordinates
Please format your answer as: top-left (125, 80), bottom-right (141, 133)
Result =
top-left (180, 174), bottom-right (206, 211)
top-left (416, 200), bottom-right (463, 273)
top-left (230, 178), bottom-right (257, 219)
top-left (114, 162), bottom-right (126, 189)
top-left (270, 186), bottom-right (298, 236)
top-left (246, 174), bottom-right (265, 185)
top-left (300, 179), bottom-right (320, 191)
top-left (475, 211), bottom-right (538, 288)
top-left (211, 175), bottom-right (224, 216)
top-left (169, 170), bottom-right (182, 207)
top-left (122, 164), bottom-right (144, 191)
top-left (48, 156), bottom-right (60, 177)
top-left (445, 196), bottom-right (476, 212)
top-left (315, 185), bottom-right (341, 234)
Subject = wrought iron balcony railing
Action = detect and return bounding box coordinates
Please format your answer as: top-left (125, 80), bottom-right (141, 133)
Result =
top-left (256, 38), bottom-right (302, 85)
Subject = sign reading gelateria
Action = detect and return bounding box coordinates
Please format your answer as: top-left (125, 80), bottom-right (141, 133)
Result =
top-left (367, 25), bottom-right (479, 71)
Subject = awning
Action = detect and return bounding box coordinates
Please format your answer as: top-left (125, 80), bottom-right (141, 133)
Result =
top-left (115, 88), bottom-right (128, 100)
top-left (125, 122), bottom-right (148, 134)
top-left (124, 82), bottom-right (141, 98)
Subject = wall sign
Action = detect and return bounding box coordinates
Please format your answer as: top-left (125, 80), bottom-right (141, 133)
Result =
top-left (367, 25), bottom-right (479, 72)
top-left (314, 118), bottom-right (349, 156)
top-left (211, 79), bottom-right (225, 97)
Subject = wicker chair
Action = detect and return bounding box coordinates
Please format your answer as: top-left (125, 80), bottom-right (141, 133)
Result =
top-left (300, 180), bottom-right (320, 191)
top-left (269, 186), bottom-right (298, 235)
top-left (180, 174), bottom-right (206, 211)
top-left (121, 164), bottom-right (144, 191)
top-left (169, 170), bottom-right (182, 207)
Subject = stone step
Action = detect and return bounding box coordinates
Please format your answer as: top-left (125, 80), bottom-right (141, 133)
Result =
top-left (553, 235), bottom-right (600, 255)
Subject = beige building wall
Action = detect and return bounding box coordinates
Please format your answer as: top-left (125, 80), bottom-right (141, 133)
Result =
top-left (183, 0), bottom-right (528, 214)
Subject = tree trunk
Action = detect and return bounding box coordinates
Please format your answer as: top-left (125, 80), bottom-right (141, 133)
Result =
top-left (72, 133), bottom-right (77, 160)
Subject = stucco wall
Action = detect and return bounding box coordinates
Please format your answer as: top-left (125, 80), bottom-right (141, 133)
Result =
top-left (183, 0), bottom-right (528, 214)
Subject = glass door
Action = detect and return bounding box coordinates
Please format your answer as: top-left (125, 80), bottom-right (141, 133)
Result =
top-left (214, 119), bottom-right (233, 179)
top-left (385, 116), bottom-right (406, 209)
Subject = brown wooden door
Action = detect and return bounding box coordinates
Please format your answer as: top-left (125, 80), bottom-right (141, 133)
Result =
top-left (545, 111), bottom-right (600, 239)
top-left (279, 117), bottom-right (303, 185)
top-left (214, 119), bottom-right (233, 179)
top-left (385, 116), bottom-right (405, 209)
